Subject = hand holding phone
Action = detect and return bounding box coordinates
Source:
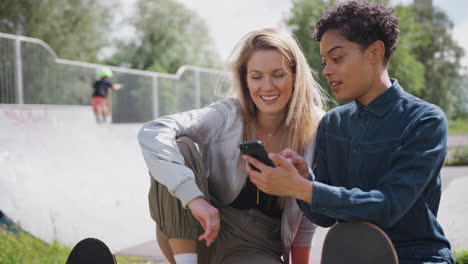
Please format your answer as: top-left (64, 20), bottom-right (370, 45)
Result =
top-left (239, 140), bottom-right (275, 171)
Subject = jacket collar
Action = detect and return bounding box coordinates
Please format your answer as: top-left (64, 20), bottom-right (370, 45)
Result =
top-left (355, 79), bottom-right (403, 117)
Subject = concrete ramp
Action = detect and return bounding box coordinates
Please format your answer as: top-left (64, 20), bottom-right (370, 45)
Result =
top-left (0, 104), bottom-right (155, 252)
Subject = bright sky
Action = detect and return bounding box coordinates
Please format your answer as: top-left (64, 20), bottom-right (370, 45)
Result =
top-left (115, 0), bottom-right (468, 69)
top-left (177, 0), bottom-right (293, 60)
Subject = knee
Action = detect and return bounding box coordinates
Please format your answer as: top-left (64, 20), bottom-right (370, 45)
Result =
top-left (176, 137), bottom-right (200, 159)
top-left (176, 136), bottom-right (197, 148)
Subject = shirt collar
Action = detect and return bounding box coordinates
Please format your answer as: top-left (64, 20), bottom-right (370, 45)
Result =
top-left (355, 79), bottom-right (403, 117)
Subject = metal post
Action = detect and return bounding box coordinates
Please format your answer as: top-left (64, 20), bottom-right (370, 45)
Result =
top-left (152, 76), bottom-right (159, 119)
top-left (195, 70), bottom-right (201, 109)
top-left (14, 38), bottom-right (24, 104)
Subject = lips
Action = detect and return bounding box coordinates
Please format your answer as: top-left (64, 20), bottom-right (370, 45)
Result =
top-left (329, 81), bottom-right (342, 87)
top-left (328, 81), bottom-right (342, 92)
top-left (260, 95), bottom-right (279, 104)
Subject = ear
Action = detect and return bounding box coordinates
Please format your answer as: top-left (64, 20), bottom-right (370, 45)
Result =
top-left (366, 40), bottom-right (386, 65)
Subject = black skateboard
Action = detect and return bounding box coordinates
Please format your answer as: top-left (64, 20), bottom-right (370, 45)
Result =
top-left (66, 237), bottom-right (116, 264)
top-left (321, 222), bottom-right (399, 264)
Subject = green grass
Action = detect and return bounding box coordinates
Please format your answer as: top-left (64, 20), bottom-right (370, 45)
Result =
top-left (2, 227), bottom-right (468, 263)
top-left (0, 228), bottom-right (148, 264)
top-left (454, 248), bottom-right (468, 264)
top-left (448, 118), bottom-right (468, 134)
top-left (445, 146), bottom-right (468, 166)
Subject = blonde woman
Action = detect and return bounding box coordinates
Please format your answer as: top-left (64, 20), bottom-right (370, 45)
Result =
top-left (138, 28), bottom-right (326, 264)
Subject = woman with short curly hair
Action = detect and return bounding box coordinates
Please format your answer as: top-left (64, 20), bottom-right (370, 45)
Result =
top-left (246, 2), bottom-right (455, 264)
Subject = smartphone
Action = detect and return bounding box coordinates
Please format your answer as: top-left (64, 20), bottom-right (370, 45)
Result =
top-left (239, 140), bottom-right (276, 171)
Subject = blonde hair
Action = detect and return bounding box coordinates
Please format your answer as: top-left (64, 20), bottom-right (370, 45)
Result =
top-left (228, 28), bottom-right (326, 155)
top-left (227, 28), bottom-right (327, 208)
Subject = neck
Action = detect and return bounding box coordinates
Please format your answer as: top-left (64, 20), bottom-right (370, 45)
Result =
top-left (358, 70), bottom-right (392, 105)
top-left (255, 112), bottom-right (285, 136)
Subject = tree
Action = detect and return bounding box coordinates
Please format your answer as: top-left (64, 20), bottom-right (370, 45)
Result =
top-left (106, 0), bottom-right (222, 118)
top-left (285, 0), bottom-right (428, 106)
top-left (0, 0), bottom-right (115, 62)
top-left (285, 0), bottom-right (337, 106)
top-left (389, 5), bottom-right (430, 97)
top-left (107, 0), bottom-right (220, 73)
top-left (412, 5), bottom-right (465, 117)
top-left (450, 74), bottom-right (468, 118)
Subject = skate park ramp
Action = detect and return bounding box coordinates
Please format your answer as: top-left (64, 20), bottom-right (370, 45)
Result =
top-left (0, 104), bottom-right (155, 252)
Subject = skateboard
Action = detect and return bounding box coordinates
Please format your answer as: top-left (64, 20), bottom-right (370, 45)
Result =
top-left (321, 222), bottom-right (399, 264)
top-left (66, 237), bottom-right (116, 264)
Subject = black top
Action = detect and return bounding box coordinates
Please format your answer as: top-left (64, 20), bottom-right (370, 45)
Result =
top-left (92, 79), bottom-right (113, 98)
top-left (229, 176), bottom-right (282, 218)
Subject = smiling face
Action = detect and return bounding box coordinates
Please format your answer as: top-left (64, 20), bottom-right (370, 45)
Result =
top-left (320, 29), bottom-right (380, 104)
top-left (246, 49), bottom-right (295, 118)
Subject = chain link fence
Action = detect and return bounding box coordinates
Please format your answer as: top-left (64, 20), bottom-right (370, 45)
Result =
top-left (0, 32), bottom-right (229, 123)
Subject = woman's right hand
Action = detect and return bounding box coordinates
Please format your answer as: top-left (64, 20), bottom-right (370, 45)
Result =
top-left (187, 197), bottom-right (220, 247)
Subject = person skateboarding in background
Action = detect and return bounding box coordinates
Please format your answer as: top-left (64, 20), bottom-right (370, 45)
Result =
top-left (243, 1), bottom-right (455, 263)
top-left (91, 67), bottom-right (122, 124)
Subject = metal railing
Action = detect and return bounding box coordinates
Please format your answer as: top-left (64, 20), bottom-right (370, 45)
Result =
top-left (0, 32), bottom-right (229, 123)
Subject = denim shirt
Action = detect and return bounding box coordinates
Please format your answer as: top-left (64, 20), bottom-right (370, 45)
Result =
top-left (298, 79), bottom-right (454, 263)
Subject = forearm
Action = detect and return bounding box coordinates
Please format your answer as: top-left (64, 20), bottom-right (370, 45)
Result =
top-left (305, 181), bottom-right (412, 228)
top-left (292, 177), bottom-right (313, 204)
top-left (309, 181), bottom-right (389, 224)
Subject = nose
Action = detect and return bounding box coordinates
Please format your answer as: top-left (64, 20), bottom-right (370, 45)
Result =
top-left (322, 63), bottom-right (332, 77)
top-left (262, 76), bottom-right (275, 91)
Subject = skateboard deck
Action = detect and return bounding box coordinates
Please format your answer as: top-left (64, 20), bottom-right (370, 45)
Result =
top-left (66, 237), bottom-right (116, 264)
top-left (321, 222), bottom-right (398, 264)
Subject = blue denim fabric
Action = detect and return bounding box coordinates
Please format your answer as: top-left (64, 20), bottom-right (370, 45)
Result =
top-left (298, 79), bottom-right (454, 263)
top-left (401, 260), bottom-right (448, 264)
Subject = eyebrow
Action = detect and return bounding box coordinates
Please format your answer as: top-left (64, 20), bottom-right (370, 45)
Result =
top-left (321, 45), bottom-right (345, 57)
top-left (248, 68), bottom-right (284, 74)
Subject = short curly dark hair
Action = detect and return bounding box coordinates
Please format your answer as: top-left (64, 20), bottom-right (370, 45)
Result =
top-left (313, 1), bottom-right (400, 64)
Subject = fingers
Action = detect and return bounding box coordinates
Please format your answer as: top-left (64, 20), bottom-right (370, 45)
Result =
top-left (268, 153), bottom-right (294, 170)
top-left (289, 156), bottom-right (307, 170)
top-left (188, 198), bottom-right (221, 247)
top-left (279, 148), bottom-right (296, 158)
top-left (196, 210), bottom-right (220, 247)
top-left (279, 150), bottom-right (310, 177)
top-left (206, 219), bottom-right (221, 246)
top-left (244, 159), bottom-right (268, 186)
top-left (245, 160), bottom-right (265, 178)
top-left (242, 155), bottom-right (271, 172)
top-left (278, 149), bottom-right (304, 163)
top-left (198, 218), bottom-right (220, 247)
